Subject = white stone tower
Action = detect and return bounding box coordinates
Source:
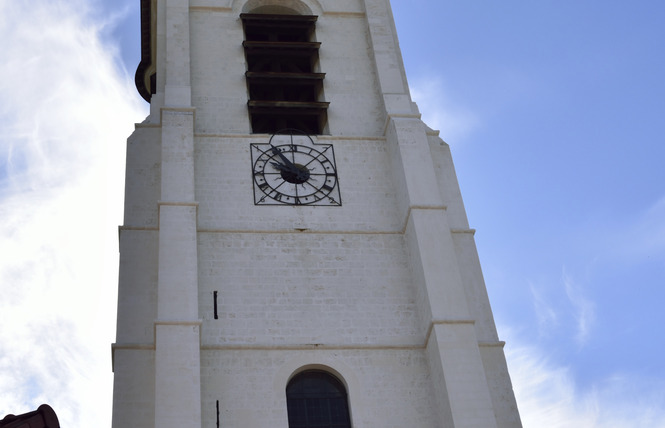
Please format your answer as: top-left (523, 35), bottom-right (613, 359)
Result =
top-left (111, 0), bottom-right (522, 427)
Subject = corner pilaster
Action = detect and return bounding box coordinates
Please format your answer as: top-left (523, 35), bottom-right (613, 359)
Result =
top-left (363, 0), bottom-right (415, 116)
top-left (152, 1), bottom-right (199, 424)
top-left (388, 117), bottom-right (497, 427)
top-left (164, 0), bottom-right (192, 106)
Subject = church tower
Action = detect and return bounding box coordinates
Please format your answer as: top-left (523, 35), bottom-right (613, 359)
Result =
top-left (111, 0), bottom-right (522, 427)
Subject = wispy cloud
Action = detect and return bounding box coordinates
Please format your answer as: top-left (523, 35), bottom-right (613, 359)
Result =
top-left (527, 269), bottom-right (596, 347)
top-left (0, 0), bottom-right (146, 426)
top-left (529, 282), bottom-right (559, 336)
top-left (573, 194), bottom-right (665, 268)
top-left (613, 195), bottom-right (665, 263)
top-left (562, 269), bottom-right (596, 347)
top-left (408, 76), bottom-right (480, 145)
top-left (504, 328), bottom-right (665, 428)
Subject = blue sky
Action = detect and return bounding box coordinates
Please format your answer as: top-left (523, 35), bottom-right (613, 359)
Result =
top-left (1, 0), bottom-right (664, 426)
top-left (392, 1), bottom-right (665, 425)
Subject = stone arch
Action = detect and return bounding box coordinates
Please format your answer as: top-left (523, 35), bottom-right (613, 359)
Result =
top-left (274, 358), bottom-right (366, 426)
top-left (285, 363), bottom-right (349, 389)
top-left (285, 365), bottom-right (352, 428)
top-left (233, 0), bottom-right (323, 16)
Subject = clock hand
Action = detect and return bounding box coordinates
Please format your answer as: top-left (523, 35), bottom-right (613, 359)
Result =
top-left (270, 161), bottom-right (288, 171)
top-left (270, 144), bottom-right (296, 169)
top-left (271, 160), bottom-right (301, 179)
top-left (268, 144), bottom-right (311, 183)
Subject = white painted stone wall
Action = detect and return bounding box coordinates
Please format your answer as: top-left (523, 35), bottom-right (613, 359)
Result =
top-left (112, 0), bottom-right (522, 427)
top-left (201, 350), bottom-right (438, 428)
top-left (195, 137), bottom-right (404, 232)
top-left (198, 232), bottom-right (417, 346)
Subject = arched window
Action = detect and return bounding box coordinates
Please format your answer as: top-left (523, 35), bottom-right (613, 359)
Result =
top-left (286, 370), bottom-right (351, 428)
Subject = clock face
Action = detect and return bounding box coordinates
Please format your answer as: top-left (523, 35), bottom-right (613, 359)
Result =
top-left (251, 134), bottom-right (341, 206)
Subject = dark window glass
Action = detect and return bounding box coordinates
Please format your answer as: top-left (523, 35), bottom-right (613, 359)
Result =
top-left (286, 371), bottom-right (351, 428)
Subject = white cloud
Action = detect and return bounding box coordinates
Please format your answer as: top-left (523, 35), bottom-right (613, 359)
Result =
top-left (562, 269), bottom-right (596, 347)
top-left (408, 76), bottom-right (480, 145)
top-left (640, 196), bottom-right (665, 253)
top-left (1, 2), bottom-right (661, 428)
top-left (504, 329), bottom-right (665, 428)
top-left (526, 269), bottom-right (596, 346)
top-left (573, 194), bottom-right (665, 268)
top-left (614, 195), bottom-right (665, 263)
top-left (0, 0), bottom-right (146, 426)
top-left (529, 282), bottom-right (559, 336)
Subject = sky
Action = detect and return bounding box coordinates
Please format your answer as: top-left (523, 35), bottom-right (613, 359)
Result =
top-left (1, 0), bottom-right (664, 427)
